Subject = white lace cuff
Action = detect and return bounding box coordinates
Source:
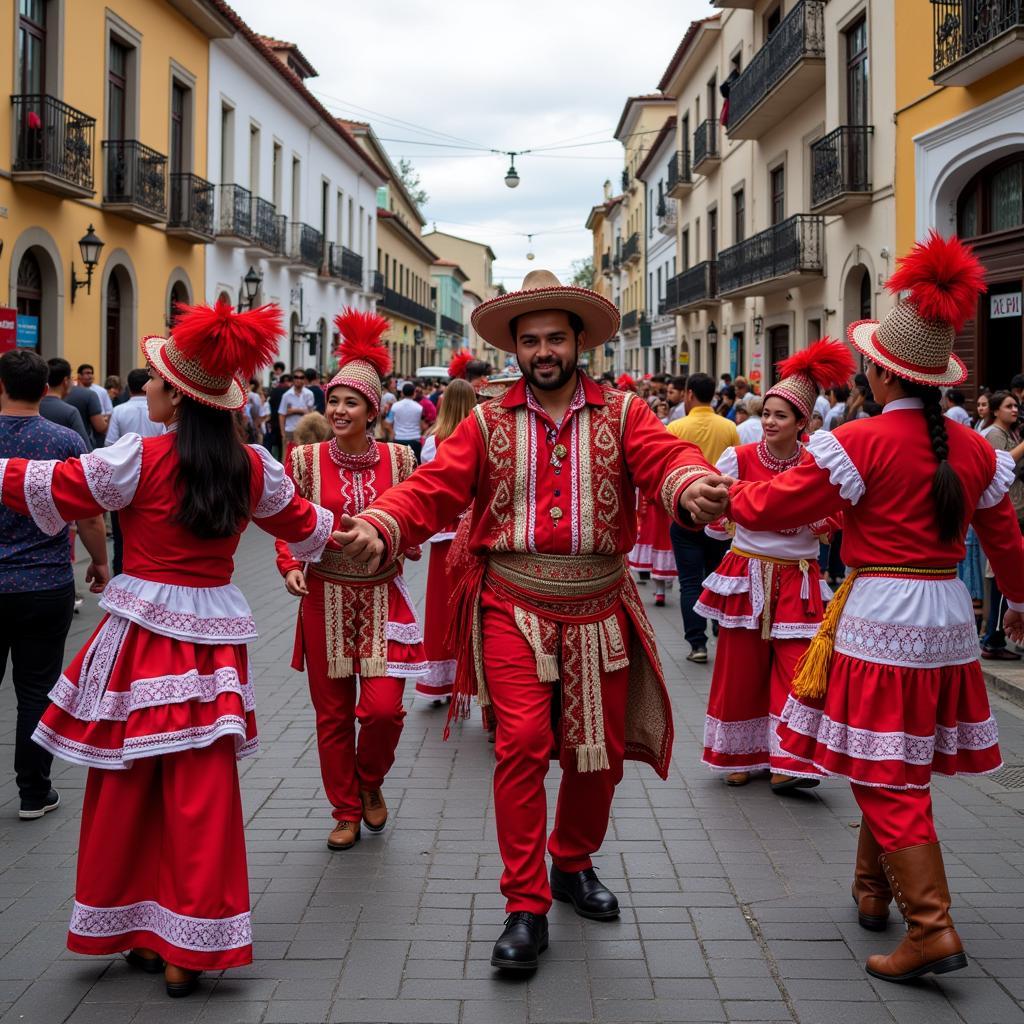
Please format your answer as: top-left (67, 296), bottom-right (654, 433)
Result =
top-left (978, 449), bottom-right (1015, 509)
top-left (288, 504), bottom-right (333, 562)
top-left (715, 446), bottom-right (739, 478)
top-left (1007, 599), bottom-right (1024, 613)
top-left (806, 430), bottom-right (865, 504)
top-left (25, 460), bottom-right (65, 535)
top-left (249, 444), bottom-right (296, 518)
top-left (80, 433), bottom-right (143, 510)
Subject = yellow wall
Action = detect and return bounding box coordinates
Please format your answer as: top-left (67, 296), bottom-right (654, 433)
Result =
top-left (378, 217), bottom-right (435, 377)
top-left (894, 0), bottom-right (1024, 252)
top-left (1, 0), bottom-right (210, 373)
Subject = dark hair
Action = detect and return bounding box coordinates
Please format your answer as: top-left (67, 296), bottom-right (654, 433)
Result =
top-left (0, 349), bottom-right (48, 402)
top-left (721, 385), bottom-right (736, 401)
top-left (173, 395), bottom-right (252, 539)
top-left (464, 359), bottom-right (491, 383)
top-left (509, 309), bottom-right (585, 341)
top-left (830, 384), bottom-right (851, 403)
top-left (945, 388), bottom-right (965, 407)
top-left (304, 368), bottom-right (318, 382)
top-left (990, 390), bottom-right (1016, 416)
top-left (273, 361), bottom-right (285, 371)
top-left (47, 357), bottom-right (72, 389)
top-left (897, 373), bottom-right (966, 543)
top-left (126, 368), bottom-right (149, 395)
top-left (686, 373), bottom-right (716, 404)
top-left (1011, 374), bottom-right (1024, 392)
top-left (402, 382), bottom-right (415, 397)
top-left (669, 375), bottom-right (688, 391)
top-left (721, 373), bottom-right (732, 383)
top-left (77, 363), bottom-right (94, 375)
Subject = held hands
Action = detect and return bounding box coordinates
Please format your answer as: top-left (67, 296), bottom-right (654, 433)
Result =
top-left (680, 474), bottom-right (736, 526)
top-left (85, 561), bottom-right (110, 594)
top-left (332, 514), bottom-right (384, 575)
top-left (284, 569), bottom-right (308, 597)
top-left (1004, 609), bottom-right (1024, 647)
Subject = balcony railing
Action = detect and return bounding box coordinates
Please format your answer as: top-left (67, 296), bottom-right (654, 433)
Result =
top-left (727, 0), bottom-right (826, 138)
top-left (290, 222), bottom-right (324, 268)
top-left (218, 184), bottom-right (252, 242)
top-left (167, 173), bottom-right (215, 241)
top-left (932, 0), bottom-right (1024, 84)
top-left (693, 120), bottom-right (720, 172)
top-left (621, 169), bottom-right (630, 192)
top-left (11, 94), bottom-right (95, 196)
top-left (622, 232), bottom-right (641, 264)
top-left (621, 309), bottom-right (639, 331)
top-left (380, 287), bottom-right (435, 327)
top-left (329, 243), bottom-right (364, 286)
top-left (102, 139), bottom-right (166, 221)
top-left (440, 314), bottom-right (464, 337)
top-left (249, 197), bottom-right (283, 253)
top-left (601, 252), bottom-right (612, 276)
top-left (718, 214), bottom-right (824, 295)
top-left (811, 126), bottom-right (873, 213)
top-left (667, 149), bottom-right (692, 196)
top-left (371, 270), bottom-right (385, 296)
top-left (664, 261), bottom-right (718, 313)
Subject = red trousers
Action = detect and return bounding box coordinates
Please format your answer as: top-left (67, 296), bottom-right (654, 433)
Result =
top-left (302, 599), bottom-right (406, 821)
top-left (69, 738), bottom-right (252, 971)
top-left (852, 783), bottom-right (938, 852)
top-left (481, 588), bottom-right (630, 915)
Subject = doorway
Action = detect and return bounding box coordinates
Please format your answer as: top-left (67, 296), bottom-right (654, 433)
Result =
top-left (982, 279), bottom-right (1023, 392)
top-left (105, 273), bottom-right (121, 379)
top-left (16, 250), bottom-right (43, 354)
top-left (767, 325), bottom-right (789, 384)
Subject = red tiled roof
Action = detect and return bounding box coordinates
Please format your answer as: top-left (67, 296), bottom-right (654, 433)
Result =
top-left (636, 117), bottom-right (676, 181)
top-left (433, 258), bottom-right (461, 267)
top-left (657, 16), bottom-right (720, 93)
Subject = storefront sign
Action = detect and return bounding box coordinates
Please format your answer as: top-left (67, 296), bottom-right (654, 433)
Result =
top-left (0, 308), bottom-right (16, 353)
top-left (679, 349), bottom-right (690, 367)
top-left (729, 336), bottom-right (739, 378)
top-left (991, 292), bottom-right (1022, 319)
top-left (15, 314), bottom-right (38, 349)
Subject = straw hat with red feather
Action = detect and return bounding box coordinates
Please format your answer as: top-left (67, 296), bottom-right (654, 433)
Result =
top-left (141, 299), bottom-right (284, 412)
top-left (766, 337), bottom-right (856, 421)
top-left (448, 350), bottom-right (473, 380)
top-left (326, 308), bottom-right (393, 417)
top-left (848, 231), bottom-right (986, 387)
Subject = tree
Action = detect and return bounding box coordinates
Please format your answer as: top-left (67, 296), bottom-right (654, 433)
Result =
top-left (570, 257), bottom-right (595, 289)
top-left (397, 158), bottom-right (429, 208)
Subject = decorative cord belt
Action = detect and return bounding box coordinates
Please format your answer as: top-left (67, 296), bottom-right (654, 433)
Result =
top-left (791, 564), bottom-right (958, 699)
top-left (730, 545), bottom-right (815, 640)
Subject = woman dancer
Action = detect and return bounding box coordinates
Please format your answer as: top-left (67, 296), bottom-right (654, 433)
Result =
top-left (629, 495), bottom-right (676, 607)
top-left (726, 233), bottom-right (1024, 982)
top-left (416, 376), bottom-right (478, 703)
top-left (698, 340), bottom-right (852, 791)
top-left (277, 309), bottom-right (426, 852)
top-left (0, 301), bottom-right (332, 996)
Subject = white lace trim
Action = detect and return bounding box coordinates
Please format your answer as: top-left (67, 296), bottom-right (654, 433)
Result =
top-left (701, 571), bottom-right (751, 596)
top-left (250, 445), bottom-right (295, 519)
top-left (80, 433), bottom-right (143, 510)
top-left (704, 714), bottom-right (772, 756)
top-left (386, 619), bottom-right (424, 644)
top-left (978, 448), bottom-right (1016, 509)
top-left (0, 458), bottom-right (7, 507)
top-left (415, 660), bottom-right (457, 694)
top-left (834, 614), bottom-right (980, 668)
top-left (385, 660), bottom-right (427, 679)
top-left (692, 600), bottom-right (822, 638)
top-left (69, 899), bottom-right (252, 952)
top-left (429, 530), bottom-right (457, 543)
top-left (806, 430), bottom-right (865, 504)
top-left (288, 504), bottom-right (333, 562)
top-left (99, 577), bottom-right (257, 644)
top-left (24, 460), bottom-right (64, 535)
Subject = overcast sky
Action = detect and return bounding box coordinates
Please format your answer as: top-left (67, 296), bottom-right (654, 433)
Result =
top-left (229, 0), bottom-right (710, 290)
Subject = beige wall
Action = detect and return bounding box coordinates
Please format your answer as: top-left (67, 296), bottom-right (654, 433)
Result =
top-left (423, 232), bottom-right (495, 302)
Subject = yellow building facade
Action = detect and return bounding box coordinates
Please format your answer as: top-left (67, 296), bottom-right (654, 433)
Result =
top-left (2, 0), bottom-right (226, 378)
top-left (894, 0), bottom-right (1024, 398)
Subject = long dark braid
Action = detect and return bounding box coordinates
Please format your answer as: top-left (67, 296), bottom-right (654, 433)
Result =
top-left (901, 378), bottom-right (966, 542)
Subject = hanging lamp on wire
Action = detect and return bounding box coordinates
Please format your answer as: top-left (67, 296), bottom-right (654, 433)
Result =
top-left (504, 153), bottom-right (520, 189)
top-left (526, 234), bottom-right (535, 260)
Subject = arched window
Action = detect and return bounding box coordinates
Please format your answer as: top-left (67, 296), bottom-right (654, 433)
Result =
top-left (16, 250), bottom-right (43, 354)
top-left (957, 154), bottom-right (1024, 239)
top-left (168, 281), bottom-right (189, 329)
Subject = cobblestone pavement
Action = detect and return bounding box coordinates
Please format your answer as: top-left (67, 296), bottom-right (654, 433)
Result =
top-left (1, 529), bottom-right (1023, 1023)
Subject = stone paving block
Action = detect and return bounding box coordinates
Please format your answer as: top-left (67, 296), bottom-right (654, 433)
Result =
top-left (327, 997), bottom-right (461, 1023)
top-left (263, 1000), bottom-right (330, 1023)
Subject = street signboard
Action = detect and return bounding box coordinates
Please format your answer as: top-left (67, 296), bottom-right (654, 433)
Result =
top-left (991, 293), bottom-right (1022, 319)
top-left (0, 308), bottom-right (16, 353)
top-left (16, 314), bottom-right (38, 349)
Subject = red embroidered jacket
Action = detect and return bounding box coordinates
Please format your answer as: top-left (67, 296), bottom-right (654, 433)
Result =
top-left (358, 374), bottom-right (714, 561)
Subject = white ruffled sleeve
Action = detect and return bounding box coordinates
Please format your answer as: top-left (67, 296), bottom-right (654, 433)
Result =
top-left (715, 446), bottom-right (739, 478)
top-left (805, 430), bottom-right (865, 505)
top-left (248, 444), bottom-right (296, 519)
top-left (78, 433), bottom-right (143, 511)
top-left (978, 449), bottom-right (1015, 510)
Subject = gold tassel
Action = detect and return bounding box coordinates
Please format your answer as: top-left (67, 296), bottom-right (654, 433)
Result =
top-left (329, 655), bottom-right (354, 679)
top-left (790, 570), bottom-right (860, 699)
top-left (576, 742), bottom-right (611, 773)
top-left (760, 562), bottom-right (774, 641)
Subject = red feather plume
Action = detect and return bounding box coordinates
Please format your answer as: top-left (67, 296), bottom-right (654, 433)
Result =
top-left (776, 337), bottom-right (856, 392)
top-left (448, 350), bottom-right (473, 380)
top-left (171, 299), bottom-right (284, 380)
top-left (333, 308), bottom-right (393, 378)
top-left (886, 230), bottom-right (986, 332)
top-left (616, 373), bottom-right (636, 391)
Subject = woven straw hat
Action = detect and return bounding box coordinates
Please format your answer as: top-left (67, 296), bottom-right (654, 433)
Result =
top-left (325, 308), bottom-right (392, 417)
top-left (765, 338), bottom-right (856, 421)
top-left (471, 269), bottom-right (619, 354)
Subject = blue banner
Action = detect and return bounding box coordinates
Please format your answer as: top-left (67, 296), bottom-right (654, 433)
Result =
top-left (16, 315), bottom-right (38, 349)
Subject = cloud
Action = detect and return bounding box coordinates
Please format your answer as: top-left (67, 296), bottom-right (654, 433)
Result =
top-left (227, 0), bottom-right (710, 284)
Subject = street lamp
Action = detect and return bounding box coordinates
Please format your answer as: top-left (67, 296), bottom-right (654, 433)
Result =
top-left (241, 265), bottom-right (263, 310)
top-left (752, 314), bottom-right (764, 338)
top-left (70, 224), bottom-right (104, 304)
top-left (707, 320), bottom-right (719, 348)
top-left (504, 155), bottom-right (520, 189)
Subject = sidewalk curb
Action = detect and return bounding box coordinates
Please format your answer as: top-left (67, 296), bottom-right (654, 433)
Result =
top-left (984, 669), bottom-right (1024, 711)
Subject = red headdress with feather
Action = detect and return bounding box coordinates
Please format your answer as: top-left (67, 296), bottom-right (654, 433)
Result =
top-left (326, 307), bottom-right (393, 416)
top-left (141, 299), bottom-right (284, 411)
top-left (448, 350), bottom-right (473, 380)
top-left (616, 373), bottom-right (637, 392)
top-left (766, 337), bottom-right (855, 421)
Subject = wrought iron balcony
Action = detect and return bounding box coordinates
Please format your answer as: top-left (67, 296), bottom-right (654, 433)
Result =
top-left (667, 149), bottom-right (693, 197)
top-left (601, 252), bottom-right (612, 276)
top-left (664, 261), bottom-right (719, 313)
top-left (621, 309), bottom-right (639, 331)
top-left (217, 184), bottom-right (252, 244)
top-left (440, 314), bottom-right (464, 337)
top-left (811, 126), bottom-right (873, 214)
top-left (290, 222), bottom-right (324, 268)
top-left (717, 214), bottom-right (824, 296)
top-left (328, 243), bottom-right (363, 286)
top-left (371, 270), bottom-right (385, 296)
top-left (727, 0), bottom-right (826, 139)
top-left (380, 287), bottom-right (435, 327)
top-left (656, 198), bottom-right (677, 236)
top-left (247, 197), bottom-right (284, 255)
top-left (102, 140), bottom-right (167, 222)
top-left (693, 120), bottom-right (720, 174)
top-left (622, 231), bottom-right (641, 265)
top-left (11, 95), bottom-right (94, 197)
top-left (166, 173), bottom-right (215, 242)
top-left (932, 0), bottom-right (1024, 84)
top-left (621, 168), bottom-right (630, 192)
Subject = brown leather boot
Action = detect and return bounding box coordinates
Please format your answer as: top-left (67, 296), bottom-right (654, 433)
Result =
top-left (866, 842), bottom-right (968, 982)
top-left (360, 788), bottom-right (388, 833)
top-left (852, 819), bottom-right (891, 931)
top-left (327, 820), bottom-right (361, 851)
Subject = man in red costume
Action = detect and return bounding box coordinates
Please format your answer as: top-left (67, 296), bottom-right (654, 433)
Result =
top-left (337, 269), bottom-right (729, 971)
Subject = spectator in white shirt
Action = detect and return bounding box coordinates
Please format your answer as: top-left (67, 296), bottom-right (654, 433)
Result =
top-left (278, 377), bottom-right (315, 445)
top-left (813, 390), bottom-right (832, 425)
top-left (105, 369), bottom-right (166, 445)
top-left (666, 375), bottom-right (688, 423)
top-left (736, 397), bottom-right (764, 444)
top-left (733, 376), bottom-right (754, 409)
top-left (943, 388), bottom-right (972, 426)
top-left (388, 382), bottom-right (427, 461)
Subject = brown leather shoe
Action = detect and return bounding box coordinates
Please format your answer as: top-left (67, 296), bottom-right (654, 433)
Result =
top-left (360, 788), bottom-right (388, 833)
top-left (865, 842), bottom-right (968, 982)
top-left (327, 820), bottom-right (361, 851)
top-left (724, 771), bottom-right (751, 786)
top-left (852, 819), bottom-right (891, 930)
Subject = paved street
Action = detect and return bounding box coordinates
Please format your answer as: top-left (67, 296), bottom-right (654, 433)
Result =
top-left (0, 529), bottom-right (1023, 1024)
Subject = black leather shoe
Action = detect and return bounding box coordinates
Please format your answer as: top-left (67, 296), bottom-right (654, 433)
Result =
top-left (550, 866), bottom-right (620, 920)
top-left (490, 912), bottom-right (549, 971)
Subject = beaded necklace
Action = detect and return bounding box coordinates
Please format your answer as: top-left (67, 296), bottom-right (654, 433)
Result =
top-left (756, 438), bottom-right (802, 474)
top-left (328, 437), bottom-right (380, 472)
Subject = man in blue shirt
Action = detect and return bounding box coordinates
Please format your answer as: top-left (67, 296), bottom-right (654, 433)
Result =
top-left (0, 350), bottom-right (109, 820)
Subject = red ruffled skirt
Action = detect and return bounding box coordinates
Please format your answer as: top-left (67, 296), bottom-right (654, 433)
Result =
top-left (628, 500), bottom-right (675, 580)
top-left (417, 540), bottom-right (456, 700)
